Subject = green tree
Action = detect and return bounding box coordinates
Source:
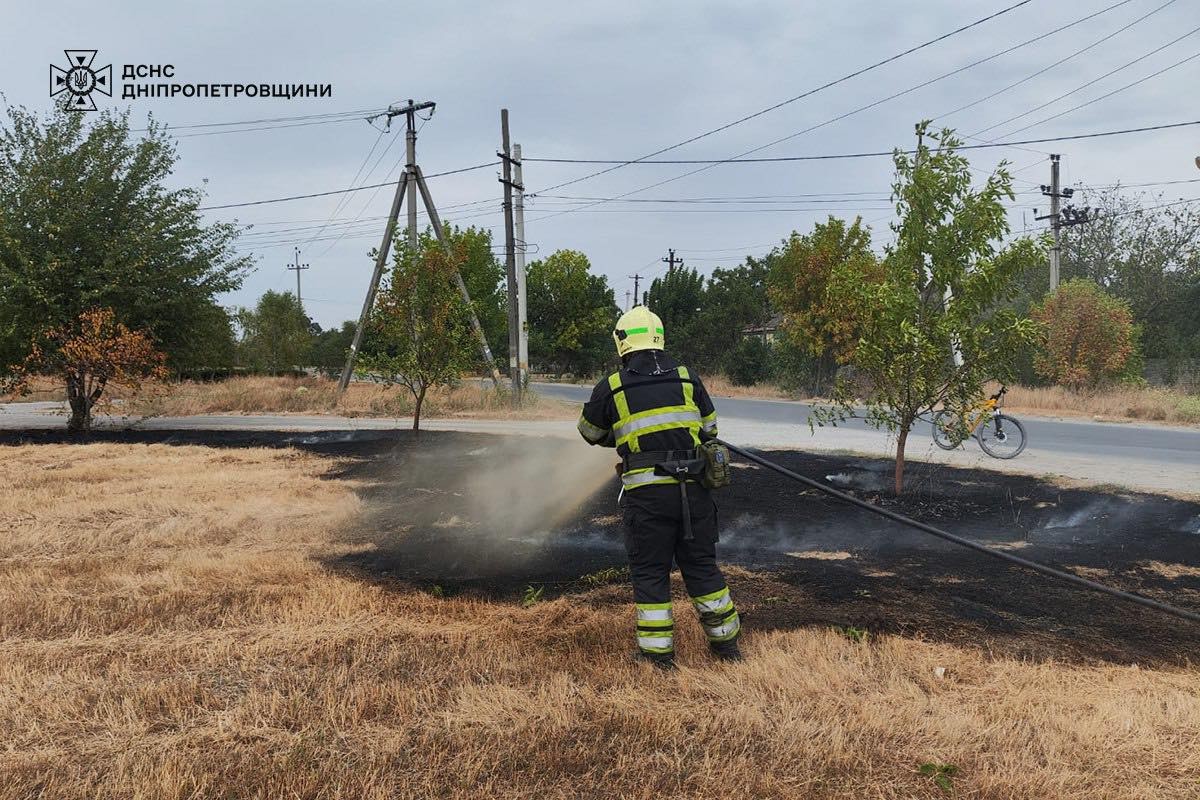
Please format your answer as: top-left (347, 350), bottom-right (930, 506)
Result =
top-left (359, 238), bottom-right (477, 430)
top-left (445, 225), bottom-right (507, 365)
top-left (768, 217), bottom-right (882, 393)
top-left (1030, 279), bottom-right (1138, 389)
top-left (235, 291), bottom-right (311, 373)
top-left (0, 103), bottom-right (249, 374)
top-left (1059, 187), bottom-right (1200, 361)
top-left (309, 320), bottom-right (356, 378)
top-left (817, 123), bottom-right (1040, 493)
top-left (691, 257), bottom-right (774, 373)
top-left (526, 250), bottom-right (618, 377)
top-left (645, 264), bottom-right (705, 364)
top-left (172, 301), bottom-right (236, 378)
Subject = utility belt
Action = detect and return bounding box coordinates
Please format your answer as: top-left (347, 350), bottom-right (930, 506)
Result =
top-left (620, 444), bottom-right (731, 541)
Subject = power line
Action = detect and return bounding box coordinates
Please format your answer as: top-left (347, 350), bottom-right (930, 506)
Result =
top-left (528, 0), bottom-right (1130, 224)
top-left (197, 161), bottom-right (500, 210)
top-left (532, 0), bottom-right (1036, 195)
top-left (523, 120), bottom-right (1200, 167)
top-left (130, 107), bottom-right (387, 132)
top-left (173, 117), bottom-right (372, 138)
top-left (934, 0), bottom-right (1179, 123)
top-left (988, 47), bottom-right (1200, 139)
top-left (298, 127), bottom-right (388, 248)
top-left (973, 25), bottom-right (1200, 137)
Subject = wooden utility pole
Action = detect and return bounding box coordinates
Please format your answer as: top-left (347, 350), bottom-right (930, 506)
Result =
top-left (288, 247), bottom-right (309, 311)
top-left (498, 109), bottom-right (522, 403)
top-left (513, 143), bottom-right (529, 389)
top-left (338, 100), bottom-right (502, 393)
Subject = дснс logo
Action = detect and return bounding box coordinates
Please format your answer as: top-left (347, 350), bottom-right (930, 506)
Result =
top-left (50, 50), bottom-right (112, 111)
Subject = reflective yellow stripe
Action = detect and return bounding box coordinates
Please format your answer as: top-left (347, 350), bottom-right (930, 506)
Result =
top-left (678, 366), bottom-right (696, 411)
top-left (577, 414), bottom-right (608, 443)
top-left (608, 372), bottom-right (629, 419)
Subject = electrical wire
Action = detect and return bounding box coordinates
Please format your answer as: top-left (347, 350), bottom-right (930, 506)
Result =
top-left (297, 127), bottom-right (389, 249)
top-left (532, 0), bottom-right (1036, 196)
top-left (934, 0), bottom-right (1179, 122)
top-left (973, 25), bottom-right (1200, 137)
top-left (528, 0), bottom-right (1131, 224)
top-left (130, 107), bottom-right (388, 132)
top-left (197, 161), bottom-right (500, 210)
top-left (988, 48), bottom-right (1200, 139)
top-left (525, 120), bottom-right (1200, 166)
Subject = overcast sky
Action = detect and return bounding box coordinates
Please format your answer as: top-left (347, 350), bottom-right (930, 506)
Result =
top-left (4, 0), bottom-right (1198, 328)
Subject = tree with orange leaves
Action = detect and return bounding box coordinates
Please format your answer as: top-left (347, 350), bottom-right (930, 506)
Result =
top-left (7, 308), bottom-right (167, 432)
top-left (1031, 279), bottom-right (1137, 389)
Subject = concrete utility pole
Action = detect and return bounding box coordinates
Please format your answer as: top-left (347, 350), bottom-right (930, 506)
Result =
top-left (498, 109), bottom-right (522, 404)
top-left (1036, 153), bottom-right (1092, 294)
top-left (1048, 154), bottom-right (1062, 291)
top-left (624, 290), bottom-right (631, 311)
top-left (288, 247), bottom-right (309, 311)
top-left (338, 99), bottom-right (502, 393)
top-left (513, 143), bottom-right (529, 390)
top-left (662, 248), bottom-right (684, 272)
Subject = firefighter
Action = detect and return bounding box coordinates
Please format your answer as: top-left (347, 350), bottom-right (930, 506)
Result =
top-left (576, 305), bottom-right (741, 668)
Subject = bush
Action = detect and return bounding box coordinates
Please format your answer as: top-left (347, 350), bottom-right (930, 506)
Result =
top-left (1031, 279), bottom-right (1138, 389)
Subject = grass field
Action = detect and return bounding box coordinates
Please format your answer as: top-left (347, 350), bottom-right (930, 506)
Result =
top-left (2, 441), bottom-right (1198, 799)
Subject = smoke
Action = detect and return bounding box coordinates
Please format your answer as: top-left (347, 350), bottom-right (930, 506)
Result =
top-left (449, 436), bottom-right (618, 538)
top-left (347, 432), bottom-right (624, 582)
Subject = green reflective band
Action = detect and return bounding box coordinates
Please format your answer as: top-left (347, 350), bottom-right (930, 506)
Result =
top-left (621, 326), bottom-right (665, 335)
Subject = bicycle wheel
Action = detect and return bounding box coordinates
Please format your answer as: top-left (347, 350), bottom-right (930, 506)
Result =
top-left (930, 409), bottom-right (961, 450)
top-left (978, 413), bottom-right (1027, 459)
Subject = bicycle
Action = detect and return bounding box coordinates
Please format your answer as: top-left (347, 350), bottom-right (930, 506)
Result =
top-left (930, 386), bottom-right (1027, 459)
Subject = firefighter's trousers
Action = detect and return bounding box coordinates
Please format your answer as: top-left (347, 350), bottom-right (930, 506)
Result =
top-left (621, 483), bottom-right (741, 658)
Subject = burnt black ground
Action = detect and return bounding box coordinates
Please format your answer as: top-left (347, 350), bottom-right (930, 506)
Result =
top-left (7, 426), bottom-right (1200, 666)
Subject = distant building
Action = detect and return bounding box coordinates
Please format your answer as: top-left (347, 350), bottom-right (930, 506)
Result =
top-left (741, 314), bottom-right (783, 344)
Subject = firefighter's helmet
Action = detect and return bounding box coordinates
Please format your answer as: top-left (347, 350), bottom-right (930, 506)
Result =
top-left (613, 306), bottom-right (665, 357)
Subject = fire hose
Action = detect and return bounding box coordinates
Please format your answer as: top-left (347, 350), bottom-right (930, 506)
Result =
top-left (716, 438), bottom-right (1200, 625)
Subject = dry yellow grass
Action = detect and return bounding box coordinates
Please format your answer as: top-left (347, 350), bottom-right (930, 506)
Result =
top-left (1001, 383), bottom-right (1200, 425)
top-left (695, 378), bottom-right (1200, 426)
top-left (121, 375), bottom-right (575, 420)
top-left (2, 443), bottom-right (1199, 798)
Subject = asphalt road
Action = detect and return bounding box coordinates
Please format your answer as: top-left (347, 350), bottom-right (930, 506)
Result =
top-left (3, 385), bottom-right (1198, 494)
top-left (533, 381), bottom-right (1200, 469)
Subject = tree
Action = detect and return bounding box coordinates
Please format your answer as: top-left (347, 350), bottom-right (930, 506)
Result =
top-left (727, 336), bottom-right (773, 386)
top-left (359, 238), bottom-right (477, 431)
top-left (526, 250), bottom-right (618, 377)
top-left (1059, 187), bottom-right (1200, 361)
top-left (768, 217), bottom-right (882, 392)
top-left (1030, 279), bottom-right (1137, 389)
top-left (817, 124), bottom-right (1040, 493)
top-left (309, 321), bottom-right (356, 378)
top-left (234, 291), bottom-right (311, 373)
top-left (172, 301), bottom-right (236, 378)
top-left (645, 264), bottom-right (705, 364)
top-left (691, 257), bottom-right (774, 374)
top-left (0, 103), bottom-right (249, 375)
top-left (6, 307), bottom-right (167, 432)
top-left (445, 225), bottom-right (508, 365)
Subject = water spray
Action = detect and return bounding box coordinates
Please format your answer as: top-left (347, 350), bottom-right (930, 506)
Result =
top-left (717, 438), bottom-right (1200, 625)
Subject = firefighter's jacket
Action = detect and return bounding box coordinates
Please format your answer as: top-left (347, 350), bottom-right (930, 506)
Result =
top-left (577, 350), bottom-right (718, 490)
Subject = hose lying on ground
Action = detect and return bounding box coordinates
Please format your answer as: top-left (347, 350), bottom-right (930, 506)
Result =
top-left (716, 438), bottom-right (1200, 626)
